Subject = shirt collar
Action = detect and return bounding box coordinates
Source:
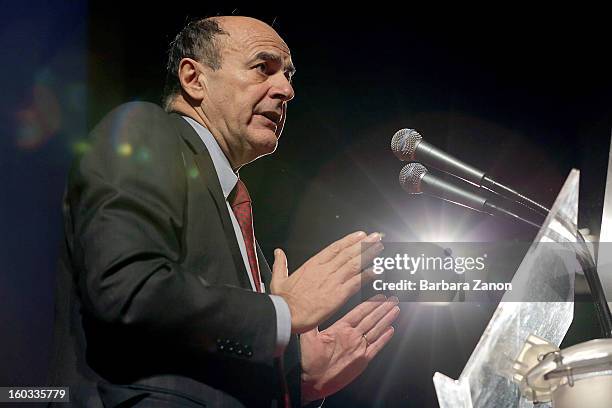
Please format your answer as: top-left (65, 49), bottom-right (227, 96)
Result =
top-left (181, 116), bottom-right (238, 199)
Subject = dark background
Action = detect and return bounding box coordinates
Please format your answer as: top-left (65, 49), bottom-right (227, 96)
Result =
top-left (1, 3), bottom-right (611, 407)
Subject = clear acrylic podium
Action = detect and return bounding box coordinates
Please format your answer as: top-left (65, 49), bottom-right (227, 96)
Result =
top-left (433, 170), bottom-right (582, 408)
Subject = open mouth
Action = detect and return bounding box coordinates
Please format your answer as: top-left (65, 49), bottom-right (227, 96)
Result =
top-left (256, 111), bottom-right (281, 128)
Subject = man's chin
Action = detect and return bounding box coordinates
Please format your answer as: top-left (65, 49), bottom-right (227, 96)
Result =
top-left (246, 129), bottom-right (279, 159)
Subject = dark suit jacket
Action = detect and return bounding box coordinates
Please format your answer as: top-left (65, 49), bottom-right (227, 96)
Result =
top-left (48, 102), bottom-right (302, 407)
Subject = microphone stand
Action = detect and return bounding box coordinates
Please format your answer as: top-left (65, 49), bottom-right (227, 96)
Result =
top-left (400, 160), bottom-right (612, 335)
top-left (484, 201), bottom-right (543, 230)
top-left (494, 209), bottom-right (612, 338)
top-left (481, 176), bottom-right (551, 218)
top-left (552, 217), bottom-right (612, 339)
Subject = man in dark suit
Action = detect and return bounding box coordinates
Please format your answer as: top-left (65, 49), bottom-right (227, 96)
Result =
top-left (49, 16), bottom-right (399, 407)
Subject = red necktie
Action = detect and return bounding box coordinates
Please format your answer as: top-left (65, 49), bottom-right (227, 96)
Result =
top-left (230, 179), bottom-right (262, 293)
top-left (231, 180), bottom-right (291, 407)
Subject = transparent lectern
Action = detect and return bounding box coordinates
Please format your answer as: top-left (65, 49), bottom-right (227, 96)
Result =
top-left (433, 170), bottom-right (582, 408)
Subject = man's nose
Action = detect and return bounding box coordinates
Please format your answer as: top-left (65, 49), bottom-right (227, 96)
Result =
top-left (269, 73), bottom-right (295, 102)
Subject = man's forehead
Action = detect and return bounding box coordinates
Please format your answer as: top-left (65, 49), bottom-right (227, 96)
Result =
top-left (216, 16), bottom-right (291, 58)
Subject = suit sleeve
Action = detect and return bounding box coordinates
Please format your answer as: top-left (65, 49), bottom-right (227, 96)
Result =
top-left (67, 102), bottom-right (278, 364)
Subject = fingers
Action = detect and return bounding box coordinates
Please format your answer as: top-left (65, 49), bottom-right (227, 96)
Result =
top-left (335, 239), bottom-right (384, 282)
top-left (362, 301), bottom-right (400, 344)
top-left (365, 326), bottom-right (394, 360)
top-left (328, 232), bottom-right (383, 270)
top-left (340, 294), bottom-right (386, 327)
top-left (270, 248), bottom-right (288, 292)
top-left (315, 231), bottom-right (369, 264)
top-left (343, 266), bottom-right (377, 297)
top-left (357, 297), bottom-right (399, 335)
top-left (361, 266), bottom-right (377, 285)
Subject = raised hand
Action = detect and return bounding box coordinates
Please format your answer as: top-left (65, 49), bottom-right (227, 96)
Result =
top-left (270, 231), bottom-right (383, 333)
top-left (300, 295), bottom-right (400, 402)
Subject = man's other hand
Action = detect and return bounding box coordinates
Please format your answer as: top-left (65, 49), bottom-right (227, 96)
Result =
top-left (270, 231), bottom-right (383, 334)
top-left (300, 295), bottom-right (399, 402)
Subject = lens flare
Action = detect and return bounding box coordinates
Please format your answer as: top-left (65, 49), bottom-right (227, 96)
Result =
top-left (117, 143), bottom-right (133, 157)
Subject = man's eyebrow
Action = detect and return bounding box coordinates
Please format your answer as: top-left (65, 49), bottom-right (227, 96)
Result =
top-left (253, 51), bottom-right (296, 75)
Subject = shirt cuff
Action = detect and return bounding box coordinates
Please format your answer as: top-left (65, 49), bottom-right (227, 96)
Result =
top-left (269, 294), bottom-right (291, 356)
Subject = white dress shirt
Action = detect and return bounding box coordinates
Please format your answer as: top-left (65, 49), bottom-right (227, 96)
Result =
top-left (182, 116), bottom-right (291, 356)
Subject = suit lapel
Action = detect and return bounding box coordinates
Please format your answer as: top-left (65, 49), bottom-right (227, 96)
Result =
top-left (256, 241), bottom-right (272, 293)
top-left (170, 113), bottom-right (250, 289)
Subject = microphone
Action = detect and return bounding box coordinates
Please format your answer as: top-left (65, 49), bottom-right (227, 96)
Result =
top-left (391, 129), bottom-right (550, 216)
top-left (399, 163), bottom-right (542, 229)
top-left (401, 163), bottom-right (612, 336)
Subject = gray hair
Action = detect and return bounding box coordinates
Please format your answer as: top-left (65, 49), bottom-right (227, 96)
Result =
top-left (162, 18), bottom-right (228, 111)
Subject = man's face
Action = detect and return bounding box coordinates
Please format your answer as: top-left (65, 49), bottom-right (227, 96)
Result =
top-left (199, 18), bottom-right (295, 165)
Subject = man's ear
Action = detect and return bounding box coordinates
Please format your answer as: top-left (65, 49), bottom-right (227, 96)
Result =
top-left (178, 58), bottom-right (206, 101)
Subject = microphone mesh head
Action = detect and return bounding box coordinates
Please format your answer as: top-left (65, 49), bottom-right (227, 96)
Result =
top-left (399, 162), bottom-right (427, 194)
top-left (391, 128), bottom-right (423, 161)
